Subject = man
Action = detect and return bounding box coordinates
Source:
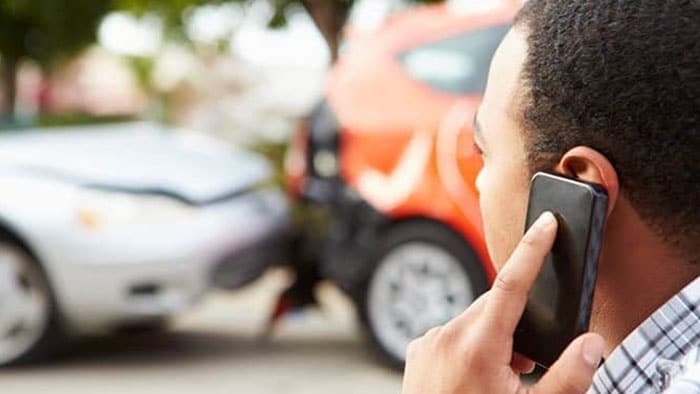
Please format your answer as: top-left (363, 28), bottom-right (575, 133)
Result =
top-left (401, 1), bottom-right (700, 393)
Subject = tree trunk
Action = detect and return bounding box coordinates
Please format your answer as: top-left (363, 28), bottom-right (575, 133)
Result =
top-left (1, 56), bottom-right (18, 122)
top-left (301, 0), bottom-right (353, 63)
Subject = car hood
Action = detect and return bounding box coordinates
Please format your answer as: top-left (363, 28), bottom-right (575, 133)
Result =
top-left (0, 122), bottom-right (272, 205)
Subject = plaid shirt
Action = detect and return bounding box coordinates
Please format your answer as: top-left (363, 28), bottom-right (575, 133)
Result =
top-left (588, 277), bottom-right (700, 393)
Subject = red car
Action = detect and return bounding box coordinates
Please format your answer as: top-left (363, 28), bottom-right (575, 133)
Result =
top-left (285, 0), bottom-right (520, 368)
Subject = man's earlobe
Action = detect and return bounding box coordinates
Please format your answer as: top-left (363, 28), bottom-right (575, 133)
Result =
top-left (556, 146), bottom-right (619, 216)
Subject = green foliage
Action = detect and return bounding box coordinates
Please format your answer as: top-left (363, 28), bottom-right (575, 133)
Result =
top-left (268, 0), bottom-right (297, 28)
top-left (269, 0), bottom-right (443, 60)
top-left (35, 113), bottom-right (135, 128)
top-left (250, 140), bottom-right (332, 238)
top-left (0, 0), bottom-right (446, 118)
top-left (0, 0), bottom-right (113, 118)
top-left (0, 0), bottom-right (112, 67)
top-left (115, 0), bottom-right (444, 37)
top-left (126, 56), bottom-right (156, 91)
top-left (250, 141), bottom-right (287, 189)
top-left (0, 0), bottom-right (446, 66)
top-left (115, 0), bottom-right (239, 39)
top-left (270, 0), bottom-right (443, 28)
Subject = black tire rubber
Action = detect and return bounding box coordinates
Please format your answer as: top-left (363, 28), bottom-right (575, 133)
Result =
top-left (357, 220), bottom-right (489, 370)
top-left (0, 240), bottom-right (61, 367)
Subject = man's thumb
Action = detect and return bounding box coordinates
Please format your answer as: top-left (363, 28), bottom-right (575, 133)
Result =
top-left (531, 333), bottom-right (605, 394)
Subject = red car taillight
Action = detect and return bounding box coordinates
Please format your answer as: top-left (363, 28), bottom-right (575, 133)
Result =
top-left (284, 119), bottom-right (309, 198)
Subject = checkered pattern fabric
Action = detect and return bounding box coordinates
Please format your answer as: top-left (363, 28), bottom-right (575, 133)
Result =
top-left (588, 277), bottom-right (700, 393)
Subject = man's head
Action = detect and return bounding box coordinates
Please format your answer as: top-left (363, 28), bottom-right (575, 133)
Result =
top-left (476, 0), bottom-right (700, 267)
top-left (475, 0), bottom-right (700, 343)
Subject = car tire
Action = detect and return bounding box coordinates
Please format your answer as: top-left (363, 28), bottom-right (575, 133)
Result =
top-left (358, 220), bottom-right (488, 370)
top-left (0, 240), bottom-right (60, 367)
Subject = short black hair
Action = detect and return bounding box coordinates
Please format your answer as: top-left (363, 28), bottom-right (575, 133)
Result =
top-left (514, 0), bottom-right (700, 263)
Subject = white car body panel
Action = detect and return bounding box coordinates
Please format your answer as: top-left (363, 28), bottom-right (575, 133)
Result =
top-left (0, 123), bottom-right (289, 333)
top-left (0, 122), bottom-right (269, 203)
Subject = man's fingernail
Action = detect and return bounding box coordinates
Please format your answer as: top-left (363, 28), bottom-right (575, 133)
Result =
top-left (534, 211), bottom-right (556, 231)
top-left (582, 336), bottom-right (604, 367)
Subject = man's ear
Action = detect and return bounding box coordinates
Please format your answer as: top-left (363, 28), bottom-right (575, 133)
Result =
top-left (554, 146), bottom-right (620, 216)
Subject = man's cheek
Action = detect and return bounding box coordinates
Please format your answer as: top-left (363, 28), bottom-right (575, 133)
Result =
top-left (476, 175), bottom-right (505, 266)
top-left (481, 211), bottom-right (509, 269)
top-left (485, 204), bottom-right (526, 269)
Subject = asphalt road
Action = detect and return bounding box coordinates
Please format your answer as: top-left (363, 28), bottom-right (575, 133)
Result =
top-left (0, 270), bottom-right (402, 394)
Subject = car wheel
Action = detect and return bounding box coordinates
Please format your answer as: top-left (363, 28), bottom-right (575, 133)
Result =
top-left (0, 241), bottom-right (58, 366)
top-left (360, 221), bottom-right (488, 370)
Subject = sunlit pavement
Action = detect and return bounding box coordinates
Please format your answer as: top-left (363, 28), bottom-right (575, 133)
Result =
top-left (0, 270), bottom-right (402, 394)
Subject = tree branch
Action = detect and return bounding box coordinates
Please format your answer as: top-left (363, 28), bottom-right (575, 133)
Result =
top-left (300, 0), bottom-right (353, 62)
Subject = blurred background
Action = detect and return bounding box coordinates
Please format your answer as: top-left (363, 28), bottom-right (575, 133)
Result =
top-left (0, 0), bottom-right (523, 392)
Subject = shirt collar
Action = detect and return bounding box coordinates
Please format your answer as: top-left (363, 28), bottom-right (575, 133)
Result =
top-left (589, 276), bottom-right (700, 393)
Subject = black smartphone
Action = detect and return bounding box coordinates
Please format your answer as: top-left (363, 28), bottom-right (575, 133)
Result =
top-left (513, 172), bottom-right (608, 368)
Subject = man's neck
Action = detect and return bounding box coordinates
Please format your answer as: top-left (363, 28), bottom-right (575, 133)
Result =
top-left (590, 199), bottom-right (699, 356)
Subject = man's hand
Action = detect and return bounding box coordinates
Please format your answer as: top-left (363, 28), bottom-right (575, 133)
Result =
top-left (401, 212), bottom-right (605, 394)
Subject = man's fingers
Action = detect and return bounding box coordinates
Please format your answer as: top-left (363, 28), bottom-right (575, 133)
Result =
top-left (483, 211), bottom-right (558, 337)
top-left (449, 290), bottom-right (489, 328)
top-left (531, 333), bottom-right (604, 394)
top-left (511, 352), bottom-right (536, 374)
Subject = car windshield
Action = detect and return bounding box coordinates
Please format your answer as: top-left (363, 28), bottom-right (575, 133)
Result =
top-left (398, 24), bottom-right (510, 95)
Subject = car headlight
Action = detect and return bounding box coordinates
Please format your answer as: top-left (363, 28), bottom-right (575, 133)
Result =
top-left (76, 188), bottom-right (194, 231)
top-left (312, 149), bottom-right (338, 178)
top-left (308, 100), bottom-right (341, 179)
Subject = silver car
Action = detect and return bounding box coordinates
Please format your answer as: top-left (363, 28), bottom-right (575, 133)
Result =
top-left (0, 122), bottom-right (290, 366)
